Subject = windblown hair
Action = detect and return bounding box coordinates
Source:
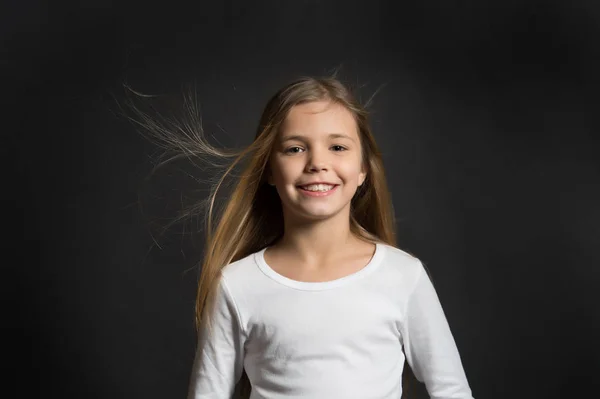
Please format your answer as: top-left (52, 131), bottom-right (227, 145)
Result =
top-left (123, 75), bottom-right (417, 398)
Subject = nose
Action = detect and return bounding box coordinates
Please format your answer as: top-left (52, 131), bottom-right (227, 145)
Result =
top-left (305, 148), bottom-right (328, 173)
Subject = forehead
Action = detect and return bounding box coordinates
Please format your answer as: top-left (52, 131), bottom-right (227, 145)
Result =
top-left (280, 100), bottom-right (358, 138)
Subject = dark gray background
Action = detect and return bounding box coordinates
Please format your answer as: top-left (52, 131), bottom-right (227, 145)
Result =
top-left (7, 0), bottom-right (599, 398)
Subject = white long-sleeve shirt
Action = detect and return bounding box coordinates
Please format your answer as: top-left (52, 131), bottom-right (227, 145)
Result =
top-left (188, 242), bottom-right (474, 399)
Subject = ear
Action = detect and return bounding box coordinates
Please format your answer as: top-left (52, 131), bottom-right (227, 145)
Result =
top-left (358, 169), bottom-right (367, 187)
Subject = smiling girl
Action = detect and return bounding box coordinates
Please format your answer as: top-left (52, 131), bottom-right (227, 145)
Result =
top-left (170, 76), bottom-right (475, 398)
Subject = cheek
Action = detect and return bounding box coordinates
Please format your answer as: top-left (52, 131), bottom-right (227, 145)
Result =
top-left (271, 158), bottom-right (299, 184)
top-left (340, 159), bottom-right (365, 184)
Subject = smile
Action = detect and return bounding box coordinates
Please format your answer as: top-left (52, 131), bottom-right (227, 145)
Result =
top-left (297, 184), bottom-right (339, 197)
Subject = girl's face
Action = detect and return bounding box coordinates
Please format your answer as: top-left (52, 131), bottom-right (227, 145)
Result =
top-left (268, 100), bottom-right (366, 223)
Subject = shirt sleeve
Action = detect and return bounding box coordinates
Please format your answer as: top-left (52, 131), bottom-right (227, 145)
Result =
top-left (400, 260), bottom-right (475, 399)
top-left (187, 276), bottom-right (246, 399)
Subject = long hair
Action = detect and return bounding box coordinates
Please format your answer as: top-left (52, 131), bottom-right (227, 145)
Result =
top-left (122, 75), bottom-right (416, 398)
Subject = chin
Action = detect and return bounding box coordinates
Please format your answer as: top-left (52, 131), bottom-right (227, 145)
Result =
top-left (290, 205), bottom-right (348, 222)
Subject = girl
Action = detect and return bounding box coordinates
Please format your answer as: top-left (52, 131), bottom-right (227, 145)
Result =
top-left (158, 76), bottom-right (474, 398)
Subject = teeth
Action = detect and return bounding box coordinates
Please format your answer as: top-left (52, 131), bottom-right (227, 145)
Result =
top-left (302, 184), bottom-right (334, 192)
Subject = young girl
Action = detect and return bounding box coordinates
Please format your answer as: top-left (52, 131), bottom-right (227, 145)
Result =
top-left (176, 76), bottom-right (474, 398)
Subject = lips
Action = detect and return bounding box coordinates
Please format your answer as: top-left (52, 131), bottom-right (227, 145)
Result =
top-left (297, 184), bottom-right (339, 197)
top-left (297, 183), bottom-right (338, 192)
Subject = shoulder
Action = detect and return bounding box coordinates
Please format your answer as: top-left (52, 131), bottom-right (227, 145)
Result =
top-left (377, 243), bottom-right (427, 286)
top-left (216, 249), bottom-right (270, 317)
top-left (379, 243), bottom-right (423, 271)
top-left (218, 249), bottom-right (267, 299)
top-left (220, 250), bottom-right (259, 281)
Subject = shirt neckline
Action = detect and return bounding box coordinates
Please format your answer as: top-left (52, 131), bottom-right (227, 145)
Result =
top-left (254, 242), bottom-right (386, 291)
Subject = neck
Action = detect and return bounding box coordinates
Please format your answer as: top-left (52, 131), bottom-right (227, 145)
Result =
top-left (276, 209), bottom-right (362, 262)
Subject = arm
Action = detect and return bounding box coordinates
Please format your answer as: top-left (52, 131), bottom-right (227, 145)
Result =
top-left (187, 276), bottom-right (246, 399)
top-left (400, 261), bottom-right (474, 399)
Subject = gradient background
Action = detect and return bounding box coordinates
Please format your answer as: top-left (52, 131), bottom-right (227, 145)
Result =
top-left (7, 1), bottom-right (600, 398)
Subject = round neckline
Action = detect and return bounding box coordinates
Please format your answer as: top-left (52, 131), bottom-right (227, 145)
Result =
top-left (254, 242), bottom-right (386, 291)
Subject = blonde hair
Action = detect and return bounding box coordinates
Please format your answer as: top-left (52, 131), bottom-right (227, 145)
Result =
top-left (122, 75), bottom-right (416, 398)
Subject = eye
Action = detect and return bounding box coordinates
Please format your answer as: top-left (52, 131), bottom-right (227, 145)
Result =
top-left (331, 145), bottom-right (347, 152)
top-left (284, 146), bottom-right (304, 154)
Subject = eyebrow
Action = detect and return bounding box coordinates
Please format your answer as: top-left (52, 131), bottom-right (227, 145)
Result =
top-left (280, 133), bottom-right (356, 143)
